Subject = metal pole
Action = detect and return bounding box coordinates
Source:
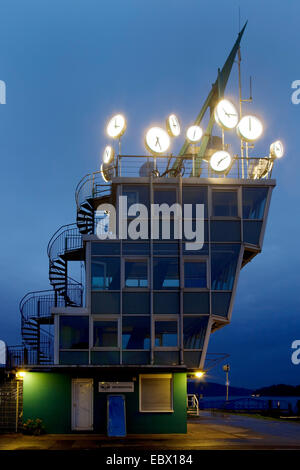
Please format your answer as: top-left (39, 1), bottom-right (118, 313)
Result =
top-left (237, 47), bottom-right (244, 179)
top-left (15, 380), bottom-right (19, 432)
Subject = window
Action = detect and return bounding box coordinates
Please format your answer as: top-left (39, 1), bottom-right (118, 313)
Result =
top-left (155, 321), bottom-right (178, 348)
top-left (59, 316), bottom-right (89, 350)
top-left (93, 320), bottom-right (118, 348)
top-left (124, 259), bottom-right (148, 288)
top-left (122, 185), bottom-right (150, 209)
top-left (212, 190), bottom-right (238, 217)
top-left (184, 261), bottom-right (207, 288)
top-left (122, 317), bottom-right (150, 350)
top-left (182, 186), bottom-right (208, 218)
top-left (210, 221), bottom-right (241, 242)
top-left (140, 374), bottom-right (173, 412)
top-left (242, 187), bottom-right (268, 219)
top-left (183, 317), bottom-right (209, 349)
top-left (91, 242), bottom-right (120, 255)
top-left (211, 244), bottom-right (241, 290)
top-left (153, 258), bottom-right (179, 289)
top-left (243, 221), bottom-right (262, 245)
top-left (91, 257), bottom-right (120, 290)
top-left (154, 188), bottom-right (177, 205)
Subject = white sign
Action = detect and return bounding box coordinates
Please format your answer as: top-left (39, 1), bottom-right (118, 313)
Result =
top-left (98, 382), bottom-right (134, 393)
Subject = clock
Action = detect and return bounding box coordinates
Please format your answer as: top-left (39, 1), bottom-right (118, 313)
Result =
top-left (210, 150), bottom-right (232, 173)
top-left (101, 162), bottom-right (113, 182)
top-left (145, 127), bottom-right (170, 155)
top-left (166, 114), bottom-right (181, 137)
top-left (186, 125), bottom-right (203, 143)
top-left (214, 99), bottom-right (239, 130)
top-left (236, 115), bottom-right (263, 142)
top-left (102, 145), bottom-right (114, 164)
top-left (106, 114), bottom-right (127, 139)
top-left (270, 140), bottom-right (284, 158)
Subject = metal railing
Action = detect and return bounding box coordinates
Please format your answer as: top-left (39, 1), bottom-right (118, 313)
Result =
top-left (75, 172), bottom-right (111, 209)
top-left (47, 223), bottom-right (83, 262)
top-left (7, 342), bottom-right (54, 367)
top-left (187, 394), bottom-right (199, 416)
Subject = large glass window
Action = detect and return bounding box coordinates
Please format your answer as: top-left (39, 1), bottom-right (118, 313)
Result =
top-left (140, 375), bottom-right (173, 412)
top-left (183, 317), bottom-right (208, 349)
top-left (123, 292), bottom-right (150, 314)
top-left (184, 261), bottom-right (207, 288)
top-left (212, 190), bottom-right (238, 217)
top-left (211, 244), bottom-right (240, 290)
top-left (122, 185), bottom-right (150, 209)
top-left (243, 221), bottom-right (262, 245)
top-left (153, 258), bottom-right (179, 289)
top-left (93, 320), bottom-right (118, 348)
top-left (59, 316), bottom-right (89, 350)
top-left (210, 221), bottom-right (241, 242)
top-left (124, 260), bottom-right (148, 288)
top-left (182, 186), bottom-right (208, 218)
top-left (122, 317), bottom-right (150, 350)
top-left (154, 188), bottom-right (177, 205)
top-left (242, 187), bottom-right (268, 219)
top-left (155, 321), bottom-right (178, 348)
top-left (91, 257), bottom-right (120, 290)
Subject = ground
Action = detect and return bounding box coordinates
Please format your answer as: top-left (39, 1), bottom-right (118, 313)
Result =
top-left (1, 412), bottom-right (300, 450)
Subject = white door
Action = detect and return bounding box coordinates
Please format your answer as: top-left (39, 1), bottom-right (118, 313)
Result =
top-left (72, 379), bottom-right (93, 431)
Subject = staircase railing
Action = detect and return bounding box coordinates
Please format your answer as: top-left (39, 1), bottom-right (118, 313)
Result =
top-left (75, 171), bottom-right (111, 209)
top-left (47, 223), bottom-right (83, 262)
top-left (187, 394), bottom-right (199, 416)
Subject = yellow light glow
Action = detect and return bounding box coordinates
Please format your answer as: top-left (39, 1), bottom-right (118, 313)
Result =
top-left (214, 99), bottom-right (239, 130)
top-left (16, 371), bottom-right (26, 379)
top-left (186, 125), bottom-right (203, 143)
top-left (106, 114), bottom-right (127, 139)
top-left (100, 163), bottom-right (110, 183)
top-left (195, 371), bottom-right (205, 378)
top-left (270, 140), bottom-right (284, 158)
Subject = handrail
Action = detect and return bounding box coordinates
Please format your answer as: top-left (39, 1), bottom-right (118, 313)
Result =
top-left (47, 223), bottom-right (82, 260)
top-left (75, 171), bottom-right (111, 210)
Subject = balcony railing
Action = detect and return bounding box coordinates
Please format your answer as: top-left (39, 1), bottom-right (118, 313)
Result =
top-left (75, 172), bottom-right (111, 210)
top-left (47, 223), bottom-right (83, 262)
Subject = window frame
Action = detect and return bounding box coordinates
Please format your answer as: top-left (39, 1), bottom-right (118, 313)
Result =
top-left (122, 257), bottom-right (150, 290)
top-left (153, 316), bottom-right (179, 350)
top-left (210, 187), bottom-right (241, 219)
top-left (182, 257), bottom-right (209, 290)
top-left (59, 314), bottom-right (90, 352)
top-left (139, 374), bottom-right (174, 413)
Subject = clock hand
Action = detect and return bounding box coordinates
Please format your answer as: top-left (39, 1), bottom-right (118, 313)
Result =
top-left (249, 117), bottom-right (251, 132)
top-left (114, 119), bottom-right (120, 128)
top-left (155, 136), bottom-right (161, 150)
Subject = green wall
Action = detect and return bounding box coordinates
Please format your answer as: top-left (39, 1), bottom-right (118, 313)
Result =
top-left (23, 371), bottom-right (187, 434)
top-left (23, 373), bottom-right (71, 434)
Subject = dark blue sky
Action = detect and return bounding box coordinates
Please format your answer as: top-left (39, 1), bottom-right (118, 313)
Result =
top-left (0, 0), bottom-right (299, 388)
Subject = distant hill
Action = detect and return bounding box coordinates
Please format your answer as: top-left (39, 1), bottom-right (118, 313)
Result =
top-left (254, 384), bottom-right (300, 397)
top-left (187, 380), bottom-right (252, 397)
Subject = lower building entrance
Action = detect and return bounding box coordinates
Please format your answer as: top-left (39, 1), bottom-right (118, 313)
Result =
top-left (71, 378), bottom-right (93, 431)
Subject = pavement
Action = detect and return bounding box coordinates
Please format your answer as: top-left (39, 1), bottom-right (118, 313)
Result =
top-left (0, 411), bottom-right (300, 450)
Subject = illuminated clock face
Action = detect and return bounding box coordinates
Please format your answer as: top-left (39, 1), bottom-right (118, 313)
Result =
top-left (106, 114), bottom-right (127, 139)
top-left (145, 127), bottom-right (170, 155)
top-left (103, 145), bottom-right (114, 164)
top-left (214, 99), bottom-right (239, 130)
top-left (270, 140), bottom-right (284, 158)
top-left (186, 125), bottom-right (203, 143)
top-left (166, 114), bottom-right (181, 137)
top-left (236, 115), bottom-right (263, 142)
top-left (210, 150), bottom-right (232, 173)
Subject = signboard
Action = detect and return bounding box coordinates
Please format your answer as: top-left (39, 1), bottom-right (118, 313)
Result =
top-left (98, 382), bottom-right (134, 393)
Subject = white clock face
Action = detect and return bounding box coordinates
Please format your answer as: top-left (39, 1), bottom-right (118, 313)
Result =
top-left (210, 150), bottom-right (232, 173)
top-left (166, 114), bottom-right (181, 137)
top-left (103, 145), bottom-right (114, 164)
top-left (145, 127), bottom-right (170, 155)
top-left (214, 99), bottom-right (239, 130)
top-left (236, 115), bottom-right (263, 142)
top-left (186, 125), bottom-right (203, 143)
top-left (270, 140), bottom-right (284, 158)
top-left (106, 114), bottom-right (127, 139)
top-left (101, 163), bottom-right (110, 182)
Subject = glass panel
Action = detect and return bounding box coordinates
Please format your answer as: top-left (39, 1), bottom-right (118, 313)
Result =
top-left (183, 243), bottom-right (209, 256)
top-left (153, 257), bottom-right (179, 289)
top-left (91, 292), bottom-right (120, 314)
top-left (211, 244), bottom-right (240, 290)
top-left (125, 260), bottom-right (148, 288)
top-left (93, 321), bottom-right (118, 347)
top-left (211, 292), bottom-right (232, 317)
top-left (122, 185), bottom-right (150, 208)
top-left (243, 187), bottom-right (268, 219)
top-left (182, 186), bottom-right (208, 218)
top-left (183, 317), bottom-right (209, 349)
top-left (59, 316), bottom-right (89, 349)
top-left (91, 351), bottom-right (120, 365)
top-left (153, 242), bottom-right (179, 255)
top-left (182, 220), bottom-right (208, 243)
top-left (122, 242), bottom-right (150, 255)
top-left (183, 293), bottom-right (209, 314)
top-left (154, 351), bottom-right (179, 365)
top-left (59, 351), bottom-right (89, 365)
top-left (183, 351), bottom-right (202, 368)
top-left (154, 292), bottom-right (180, 314)
top-left (91, 257), bottom-right (120, 290)
top-left (210, 221), bottom-right (241, 242)
top-left (184, 261), bottom-right (207, 288)
top-left (212, 190), bottom-right (238, 217)
top-left (243, 221), bottom-right (262, 245)
top-left (155, 321), bottom-right (178, 347)
top-left (122, 351), bottom-right (150, 364)
top-left (154, 188), bottom-right (177, 205)
top-left (91, 242), bottom-right (120, 255)
top-left (122, 317), bottom-right (150, 350)
top-left (122, 292), bottom-right (150, 314)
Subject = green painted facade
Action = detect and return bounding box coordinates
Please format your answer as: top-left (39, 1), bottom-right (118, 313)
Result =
top-left (23, 371), bottom-right (187, 434)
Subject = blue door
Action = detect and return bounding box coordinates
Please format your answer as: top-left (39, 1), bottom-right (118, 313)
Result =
top-left (107, 395), bottom-right (126, 437)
